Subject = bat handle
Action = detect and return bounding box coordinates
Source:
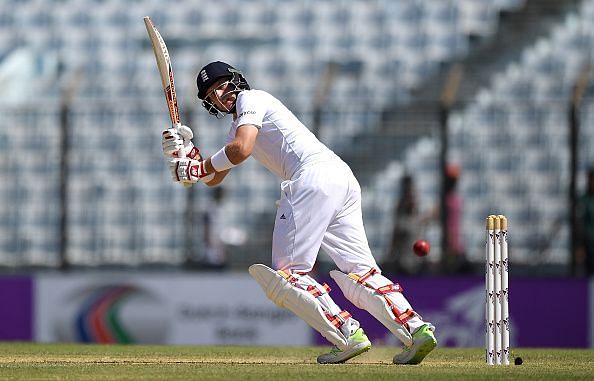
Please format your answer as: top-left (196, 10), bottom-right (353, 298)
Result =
top-left (174, 123), bottom-right (192, 189)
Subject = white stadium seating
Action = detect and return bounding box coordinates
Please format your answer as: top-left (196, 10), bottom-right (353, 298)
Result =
top-left (14, 0), bottom-right (594, 269)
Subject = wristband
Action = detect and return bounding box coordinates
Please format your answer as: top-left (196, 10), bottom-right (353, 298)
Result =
top-left (211, 146), bottom-right (236, 172)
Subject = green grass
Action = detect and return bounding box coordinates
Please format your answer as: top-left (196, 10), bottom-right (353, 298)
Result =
top-left (0, 343), bottom-right (592, 381)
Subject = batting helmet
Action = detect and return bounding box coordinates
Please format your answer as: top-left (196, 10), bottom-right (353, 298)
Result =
top-left (196, 61), bottom-right (249, 99)
top-left (196, 61), bottom-right (250, 117)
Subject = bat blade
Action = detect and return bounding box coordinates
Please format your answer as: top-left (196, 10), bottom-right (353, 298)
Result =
top-left (144, 16), bottom-right (181, 128)
top-left (144, 16), bottom-right (191, 187)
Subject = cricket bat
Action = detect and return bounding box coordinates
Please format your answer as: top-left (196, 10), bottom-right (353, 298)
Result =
top-left (144, 16), bottom-right (192, 187)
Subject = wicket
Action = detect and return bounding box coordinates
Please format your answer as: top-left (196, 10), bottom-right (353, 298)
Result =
top-left (485, 215), bottom-right (510, 365)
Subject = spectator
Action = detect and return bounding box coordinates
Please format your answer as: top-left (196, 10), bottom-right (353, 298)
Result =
top-left (385, 174), bottom-right (426, 275)
top-left (442, 164), bottom-right (467, 273)
top-left (419, 164), bottom-right (469, 274)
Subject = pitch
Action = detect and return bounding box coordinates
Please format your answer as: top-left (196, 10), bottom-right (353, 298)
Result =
top-left (0, 343), bottom-right (592, 381)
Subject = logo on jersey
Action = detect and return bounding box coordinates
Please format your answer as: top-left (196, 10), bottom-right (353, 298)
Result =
top-left (238, 110), bottom-right (256, 118)
top-left (199, 70), bottom-right (209, 83)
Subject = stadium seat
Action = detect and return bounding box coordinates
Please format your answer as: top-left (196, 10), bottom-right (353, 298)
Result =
top-left (0, 0), bottom-right (526, 267)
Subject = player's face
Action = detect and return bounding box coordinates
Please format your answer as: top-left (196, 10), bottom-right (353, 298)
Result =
top-left (205, 78), bottom-right (236, 113)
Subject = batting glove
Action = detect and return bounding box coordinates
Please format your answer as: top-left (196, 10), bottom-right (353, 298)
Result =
top-left (162, 125), bottom-right (201, 159)
top-left (169, 158), bottom-right (214, 184)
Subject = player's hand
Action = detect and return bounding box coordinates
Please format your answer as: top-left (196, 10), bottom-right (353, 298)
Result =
top-left (162, 125), bottom-right (201, 159)
top-left (169, 158), bottom-right (213, 184)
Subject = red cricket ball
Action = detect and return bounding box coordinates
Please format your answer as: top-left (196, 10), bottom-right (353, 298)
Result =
top-left (413, 239), bottom-right (430, 257)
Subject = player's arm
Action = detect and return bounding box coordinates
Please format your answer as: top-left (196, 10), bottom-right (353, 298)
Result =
top-left (200, 124), bottom-right (258, 186)
top-left (205, 124), bottom-right (258, 171)
top-left (201, 169), bottom-right (229, 187)
top-left (170, 124), bottom-right (259, 185)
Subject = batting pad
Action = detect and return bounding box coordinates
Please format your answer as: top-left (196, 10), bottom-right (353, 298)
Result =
top-left (249, 264), bottom-right (349, 350)
top-left (330, 270), bottom-right (413, 347)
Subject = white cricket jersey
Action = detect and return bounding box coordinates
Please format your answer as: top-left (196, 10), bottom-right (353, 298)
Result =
top-left (225, 90), bottom-right (338, 180)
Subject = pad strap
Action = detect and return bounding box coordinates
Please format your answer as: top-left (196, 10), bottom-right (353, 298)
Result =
top-left (348, 267), bottom-right (379, 284)
top-left (307, 284), bottom-right (331, 297)
top-left (278, 270), bottom-right (349, 329)
top-left (377, 284), bottom-right (403, 294)
top-left (278, 270), bottom-right (299, 284)
top-left (348, 268), bottom-right (415, 326)
top-left (325, 310), bottom-right (352, 329)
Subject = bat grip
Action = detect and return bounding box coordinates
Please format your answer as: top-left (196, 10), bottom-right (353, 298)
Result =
top-left (174, 123), bottom-right (192, 189)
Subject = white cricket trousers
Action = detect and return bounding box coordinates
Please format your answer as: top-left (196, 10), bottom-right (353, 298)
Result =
top-left (272, 160), bottom-right (379, 274)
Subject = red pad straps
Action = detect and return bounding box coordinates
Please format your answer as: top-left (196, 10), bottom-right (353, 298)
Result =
top-left (383, 295), bottom-right (415, 325)
top-left (307, 283), bottom-right (331, 297)
top-left (351, 268), bottom-right (379, 285)
top-left (348, 268), bottom-right (415, 326)
top-left (278, 270), bottom-right (299, 285)
top-left (377, 283), bottom-right (403, 295)
top-left (277, 270), bottom-right (350, 329)
top-left (278, 270), bottom-right (331, 297)
top-left (325, 310), bottom-right (352, 329)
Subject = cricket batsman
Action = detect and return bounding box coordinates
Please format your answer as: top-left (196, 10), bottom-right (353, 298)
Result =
top-left (162, 61), bottom-right (437, 364)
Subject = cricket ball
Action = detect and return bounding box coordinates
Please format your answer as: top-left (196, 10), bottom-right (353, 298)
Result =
top-left (514, 356), bottom-right (523, 365)
top-left (413, 239), bottom-right (430, 257)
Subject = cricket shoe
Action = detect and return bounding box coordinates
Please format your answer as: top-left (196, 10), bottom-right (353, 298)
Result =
top-left (317, 328), bottom-right (372, 364)
top-left (393, 324), bottom-right (437, 365)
